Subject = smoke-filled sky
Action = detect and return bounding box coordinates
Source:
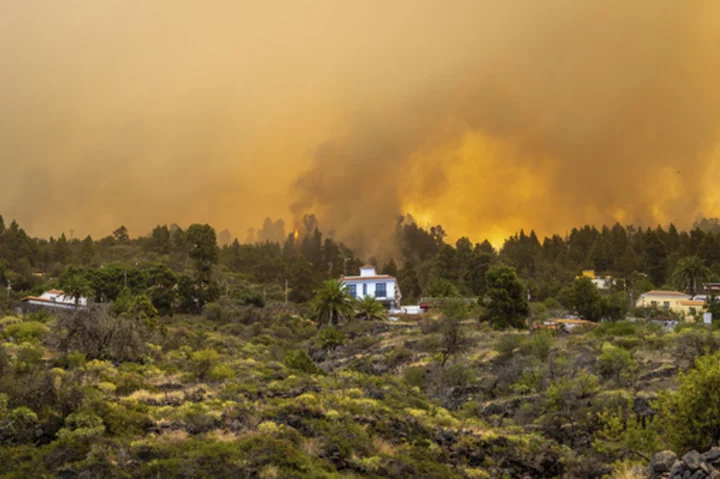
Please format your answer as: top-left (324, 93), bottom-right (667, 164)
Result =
top-left (2, 1), bottom-right (720, 248)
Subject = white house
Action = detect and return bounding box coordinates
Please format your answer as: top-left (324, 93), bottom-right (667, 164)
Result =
top-left (20, 289), bottom-right (87, 311)
top-left (341, 265), bottom-right (402, 310)
top-left (577, 270), bottom-right (615, 290)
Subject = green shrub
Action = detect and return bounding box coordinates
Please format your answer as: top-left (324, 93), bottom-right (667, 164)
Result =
top-left (208, 363), bottom-right (234, 381)
top-left (494, 333), bottom-right (527, 361)
top-left (191, 349), bottom-right (220, 380)
top-left (57, 411), bottom-right (106, 440)
top-left (66, 351), bottom-right (87, 369)
top-left (283, 350), bottom-right (321, 375)
top-left (598, 342), bottom-right (635, 382)
top-left (543, 297), bottom-right (562, 312)
top-left (316, 326), bottom-right (346, 352)
top-left (0, 316), bottom-right (22, 328)
top-left (202, 302), bottom-right (224, 322)
top-left (657, 352), bottom-right (720, 452)
top-left (593, 320), bottom-right (637, 337)
top-left (344, 335), bottom-right (378, 354)
top-left (386, 346), bottom-right (413, 367)
top-left (530, 330), bottom-right (554, 360)
top-left (3, 321), bottom-right (49, 342)
top-left (442, 363), bottom-right (473, 388)
top-left (613, 336), bottom-right (641, 350)
top-left (403, 366), bottom-right (427, 389)
top-left (674, 327), bottom-right (720, 362)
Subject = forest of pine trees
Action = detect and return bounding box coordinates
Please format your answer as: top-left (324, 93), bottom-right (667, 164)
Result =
top-left (1, 212), bottom-right (720, 315)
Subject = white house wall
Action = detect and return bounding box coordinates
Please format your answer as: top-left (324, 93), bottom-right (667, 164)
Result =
top-left (343, 279), bottom-right (396, 302)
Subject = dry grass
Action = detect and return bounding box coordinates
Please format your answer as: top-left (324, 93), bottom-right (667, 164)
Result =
top-left (302, 437), bottom-right (323, 457)
top-left (372, 437), bottom-right (397, 456)
top-left (206, 429), bottom-right (239, 442)
top-left (610, 462), bottom-right (645, 479)
top-left (258, 465), bottom-right (280, 479)
top-left (157, 429), bottom-right (189, 444)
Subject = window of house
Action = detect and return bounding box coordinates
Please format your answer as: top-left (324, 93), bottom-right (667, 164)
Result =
top-left (376, 282), bottom-right (387, 298)
top-left (348, 284), bottom-right (356, 297)
top-left (362, 283), bottom-right (367, 296)
top-left (651, 301), bottom-right (658, 307)
top-left (663, 301), bottom-right (670, 309)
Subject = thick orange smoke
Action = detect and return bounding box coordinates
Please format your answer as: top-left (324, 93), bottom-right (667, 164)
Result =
top-left (1, 1), bottom-right (720, 250)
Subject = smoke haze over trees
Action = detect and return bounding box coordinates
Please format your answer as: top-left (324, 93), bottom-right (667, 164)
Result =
top-left (2, 1), bottom-right (720, 250)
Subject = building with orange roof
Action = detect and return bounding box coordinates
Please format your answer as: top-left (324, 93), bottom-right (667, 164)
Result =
top-left (636, 290), bottom-right (705, 319)
top-left (20, 289), bottom-right (87, 312)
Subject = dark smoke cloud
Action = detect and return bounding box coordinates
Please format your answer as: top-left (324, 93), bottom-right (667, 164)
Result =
top-left (292, 0), bottom-right (720, 248)
top-left (1, 1), bottom-right (719, 249)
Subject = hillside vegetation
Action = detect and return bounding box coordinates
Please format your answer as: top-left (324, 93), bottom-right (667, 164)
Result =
top-left (2, 216), bottom-right (720, 477)
top-left (2, 299), bottom-right (720, 478)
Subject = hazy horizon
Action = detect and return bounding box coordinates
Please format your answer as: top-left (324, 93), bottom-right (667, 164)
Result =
top-left (2, 1), bottom-right (720, 252)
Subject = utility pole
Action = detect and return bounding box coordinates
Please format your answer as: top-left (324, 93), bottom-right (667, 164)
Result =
top-left (285, 279), bottom-right (288, 305)
top-left (6, 280), bottom-right (10, 299)
top-left (124, 270), bottom-right (127, 288)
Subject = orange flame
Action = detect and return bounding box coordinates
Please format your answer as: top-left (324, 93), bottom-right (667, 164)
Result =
top-left (293, 228), bottom-right (299, 242)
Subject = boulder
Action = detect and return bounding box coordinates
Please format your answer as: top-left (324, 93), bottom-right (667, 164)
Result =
top-left (702, 448), bottom-right (720, 465)
top-left (670, 460), bottom-right (686, 477)
top-left (684, 451), bottom-right (703, 470)
top-left (649, 450), bottom-right (678, 478)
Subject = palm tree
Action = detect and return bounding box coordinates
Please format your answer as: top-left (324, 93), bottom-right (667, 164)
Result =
top-left (672, 255), bottom-right (711, 296)
top-left (355, 295), bottom-right (387, 321)
top-left (60, 273), bottom-right (94, 307)
top-left (309, 279), bottom-right (355, 326)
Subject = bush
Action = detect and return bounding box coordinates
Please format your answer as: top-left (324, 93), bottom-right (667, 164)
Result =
top-left (420, 318), bottom-right (443, 335)
top-left (0, 316), bottom-right (22, 328)
top-left (66, 351), bottom-right (87, 369)
top-left (674, 327), bottom-right (720, 362)
top-left (202, 302), bottom-right (224, 322)
top-left (593, 320), bottom-right (637, 337)
top-left (191, 349), bottom-right (220, 380)
top-left (316, 327), bottom-right (346, 352)
top-left (3, 321), bottom-right (49, 342)
top-left (442, 363), bottom-right (473, 389)
top-left (53, 304), bottom-right (149, 362)
top-left (403, 366), bottom-right (427, 389)
top-left (283, 350), bottom-right (321, 375)
top-left (543, 297), bottom-right (562, 312)
top-left (598, 342), bottom-right (635, 382)
top-left (494, 333), bottom-right (527, 361)
top-left (657, 352), bottom-right (720, 452)
top-left (386, 346), bottom-right (413, 367)
top-left (530, 330), bottom-right (554, 360)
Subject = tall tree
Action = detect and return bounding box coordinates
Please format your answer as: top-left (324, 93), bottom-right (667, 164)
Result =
top-left (113, 225), bottom-right (129, 243)
top-left (60, 273), bottom-right (94, 306)
top-left (484, 264), bottom-right (528, 329)
top-left (643, 229), bottom-right (668, 286)
top-left (186, 224), bottom-right (218, 280)
top-left (309, 279), bottom-right (355, 326)
top-left (79, 235), bottom-right (95, 265)
top-left (381, 258), bottom-right (399, 277)
top-left (672, 255), bottom-right (711, 296)
top-left (149, 225), bottom-right (171, 255)
top-left (54, 233), bottom-right (70, 265)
